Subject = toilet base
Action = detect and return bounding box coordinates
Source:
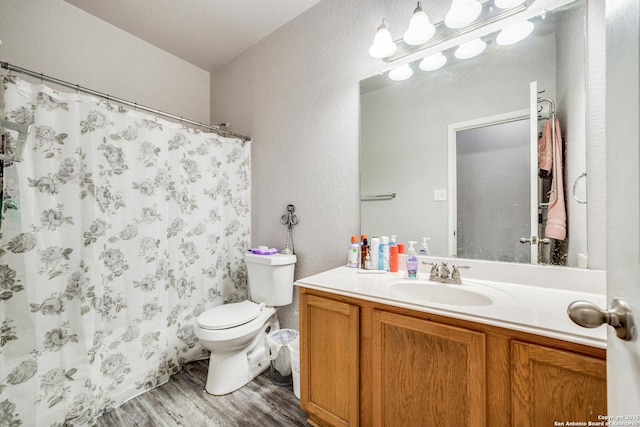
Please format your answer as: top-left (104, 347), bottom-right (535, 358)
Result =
top-left (204, 317), bottom-right (278, 395)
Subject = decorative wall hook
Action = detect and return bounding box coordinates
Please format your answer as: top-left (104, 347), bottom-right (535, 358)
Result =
top-left (280, 204), bottom-right (298, 254)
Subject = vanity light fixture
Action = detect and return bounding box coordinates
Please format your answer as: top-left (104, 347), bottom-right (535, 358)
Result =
top-left (369, 19), bottom-right (397, 58)
top-left (388, 64), bottom-right (414, 81)
top-left (419, 52), bottom-right (447, 71)
top-left (403, 2), bottom-right (436, 46)
top-left (496, 20), bottom-right (534, 45)
top-left (444, 0), bottom-right (483, 29)
top-left (454, 38), bottom-right (487, 59)
top-left (494, 0), bottom-right (526, 9)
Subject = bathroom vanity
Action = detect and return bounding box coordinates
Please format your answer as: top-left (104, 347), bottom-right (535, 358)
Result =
top-left (295, 263), bottom-right (607, 427)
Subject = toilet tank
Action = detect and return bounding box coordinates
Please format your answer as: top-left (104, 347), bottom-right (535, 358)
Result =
top-left (245, 253), bottom-right (297, 306)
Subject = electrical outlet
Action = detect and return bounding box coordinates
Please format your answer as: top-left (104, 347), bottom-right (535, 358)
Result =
top-left (434, 189), bottom-right (447, 201)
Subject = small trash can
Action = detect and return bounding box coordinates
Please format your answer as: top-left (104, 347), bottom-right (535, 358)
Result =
top-left (266, 329), bottom-right (299, 386)
top-left (289, 335), bottom-right (301, 399)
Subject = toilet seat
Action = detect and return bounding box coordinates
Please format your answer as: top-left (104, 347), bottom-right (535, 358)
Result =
top-left (197, 300), bottom-right (267, 330)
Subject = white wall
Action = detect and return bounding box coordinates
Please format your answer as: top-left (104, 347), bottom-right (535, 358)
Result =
top-left (0, 0), bottom-right (210, 123)
top-left (211, 0), bottom-right (607, 329)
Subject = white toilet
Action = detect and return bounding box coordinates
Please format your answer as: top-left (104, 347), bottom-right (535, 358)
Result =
top-left (195, 252), bottom-right (297, 395)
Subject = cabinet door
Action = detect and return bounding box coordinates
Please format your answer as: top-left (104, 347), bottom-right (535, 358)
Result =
top-left (300, 292), bottom-right (360, 426)
top-left (512, 341), bottom-right (606, 427)
top-left (371, 310), bottom-right (487, 427)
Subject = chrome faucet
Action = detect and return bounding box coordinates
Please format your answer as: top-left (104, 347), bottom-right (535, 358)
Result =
top-left (423, 261), bottom-right (470, 285)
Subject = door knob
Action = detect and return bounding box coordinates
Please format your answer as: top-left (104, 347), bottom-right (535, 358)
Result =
top-left (519, 236), bottom-right (551, 244)
top-left (567, 299), bottom-right (635, 341)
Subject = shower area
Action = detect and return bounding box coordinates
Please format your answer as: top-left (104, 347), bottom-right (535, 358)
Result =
top-left (0, 68), bottom-right (251, 426)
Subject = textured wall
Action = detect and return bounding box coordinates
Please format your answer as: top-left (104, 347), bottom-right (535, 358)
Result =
top-left (0, 0), bottom-right (210, 123)
top-left (209, 0), bottom-right (390, 329)
top-left (211, 0), bottom-right (606, 329)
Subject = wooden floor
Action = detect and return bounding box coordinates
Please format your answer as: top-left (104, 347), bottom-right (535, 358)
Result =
top-left (95, 360), bottom-right (310, 427)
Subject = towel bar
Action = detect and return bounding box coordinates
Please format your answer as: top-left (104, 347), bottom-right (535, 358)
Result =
top-left (361, 193), bottom-right (396, 201)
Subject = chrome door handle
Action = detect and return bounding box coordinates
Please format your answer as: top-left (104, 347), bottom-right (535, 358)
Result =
top-left (567, 299), bottom-right (635, 341)
top-left (519, 236), bottom-right (551, 244)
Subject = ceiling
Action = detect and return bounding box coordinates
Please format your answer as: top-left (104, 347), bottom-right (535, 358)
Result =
top-left (63, 0), bottom-right (322, 72)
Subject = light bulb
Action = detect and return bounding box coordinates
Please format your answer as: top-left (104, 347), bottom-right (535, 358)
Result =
top-left (403, 2), bottom-right (435, 46)
top-left (496, 20), bottom-right (534, 45)
top-left (445, 0), bottom-right (483, 29)
top-left (388, 64), bottom-right (414, 81)
top-left (454, 38), bottom-right (487, 59)
top-left (419, 52), bottom-right (447, 71)
top-left (369, 20), bottom-right (397, 58)
top-left (494, 0), bottom-right (524, 8)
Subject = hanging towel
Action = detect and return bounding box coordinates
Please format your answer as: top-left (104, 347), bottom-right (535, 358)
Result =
top-left (538, 119), bottom-right (553, 178)
top-left (545, 118), bottom-right (566, 241)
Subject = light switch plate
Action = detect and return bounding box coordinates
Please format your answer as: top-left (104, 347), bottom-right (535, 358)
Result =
top-left (434, 189), bottom-right (447, 201)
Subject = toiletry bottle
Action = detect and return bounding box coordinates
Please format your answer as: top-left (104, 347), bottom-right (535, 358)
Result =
top-left (347, 235), bottom-right (360, 268)
top-left (390, 235), bottom-right (397, 247)
top-left (370, 237), bottom-right (380, 270)
top-left (389, 244), bottom-right (399, 272)
top-left (379, 236), bottom-right (389, 271)
top-left (418, 237), bottom-right (431, 256)
top-left (364, 251), bottom-right (372, 270)
top-left (360, 236), bottom-right (369, 269)
top-left (406, 241), bottom-right (419, 278)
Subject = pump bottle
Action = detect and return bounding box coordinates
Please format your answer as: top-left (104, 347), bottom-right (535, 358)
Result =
top-left (406, 241), bottom-right (419, 278)
top-left (418, 237), bottom-right (431, 256)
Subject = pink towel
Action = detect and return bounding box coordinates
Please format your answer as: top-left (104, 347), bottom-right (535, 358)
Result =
top-left (544, 118), bottom-right (566, 241)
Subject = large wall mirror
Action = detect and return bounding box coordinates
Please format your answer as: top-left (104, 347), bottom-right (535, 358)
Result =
top-left (360, 0), bottom-right (593, 268)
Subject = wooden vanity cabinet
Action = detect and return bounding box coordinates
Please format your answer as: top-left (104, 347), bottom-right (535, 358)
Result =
top-left (299, 292), bottom-right (360, 426)
top-left (371, 310), bottom-right (487, 427)
top-left (298, 288), bottom-right (606, 427)
top-left (511, 341), bottom-right (607, 427)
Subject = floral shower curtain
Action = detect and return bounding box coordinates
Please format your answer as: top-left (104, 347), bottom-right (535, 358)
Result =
top-left (0, 76), bottom-right (251, 426)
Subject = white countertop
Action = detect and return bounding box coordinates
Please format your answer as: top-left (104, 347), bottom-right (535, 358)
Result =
top-left (295, 265), bottom-right (608, 349)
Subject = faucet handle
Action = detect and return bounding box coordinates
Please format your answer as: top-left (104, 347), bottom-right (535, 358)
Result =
top-left (429, 262), bottom-right (439, 276)
top-left (451, 264), bottom-right (470, 279)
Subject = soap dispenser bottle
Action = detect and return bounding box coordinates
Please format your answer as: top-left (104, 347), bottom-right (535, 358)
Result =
top-left (406, 241), bottom-right (419, 279)
top-left (418, 237), bottom-right (431, 256)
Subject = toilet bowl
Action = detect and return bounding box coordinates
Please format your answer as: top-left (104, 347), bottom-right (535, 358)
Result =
top-left (196, 300), bottom-right (279, 395)
top-left (195, 253), bottom-right (296, 395)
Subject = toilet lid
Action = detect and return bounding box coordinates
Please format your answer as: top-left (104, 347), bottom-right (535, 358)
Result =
top-left (197, 300), bottom-right (266, 330)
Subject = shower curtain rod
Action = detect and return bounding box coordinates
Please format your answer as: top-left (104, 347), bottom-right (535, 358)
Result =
top-left (0, 60), bottom-right (251, 142)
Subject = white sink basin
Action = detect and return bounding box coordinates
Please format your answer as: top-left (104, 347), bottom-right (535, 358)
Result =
top-left (386, 279), bottom-right (496, 306)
